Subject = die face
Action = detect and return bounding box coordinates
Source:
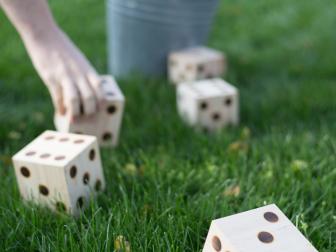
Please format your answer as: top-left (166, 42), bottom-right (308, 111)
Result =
top-left (212, 79), bottom-right (239, 126)
top-left (190, 79), bottom-right (237, 97)
top-left (169, 55), bottom-right (197, 83)
top-left (13, 131), bottom-right (96, 167)
top-left (12, 131), bottom-right (104, 215)
top-left (195, 56), bottom-right (226, 81)
top-left (100, 98), bottom-right (125, 147)
top-left (55, 106), bottom-right (124, 147)
top-left (54, 115), bottom-right (97, 137)
top-left (177, 79), bottom-right (239, 132)
top-left (203, 204), bottom-right (318, 252)
top-left (177, 85), bottom-right (199, 125)
top-left (12, 159), bottom-right (71, 212)
top-left (63, 140), bottom-right (105, 215)
top-left (197, 96), bottom-right (233, 132)
top-left (54, 75), bottom-right (125, 147)
top-left (100, 75), bottom-right (125, 102)
top-left (169, 47), bottom-right (226, 84)
top-left (195, 79), bottom-right (238, 131)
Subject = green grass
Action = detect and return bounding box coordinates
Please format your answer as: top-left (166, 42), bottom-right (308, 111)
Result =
top-left (0, 0), bottom-right (336, 251)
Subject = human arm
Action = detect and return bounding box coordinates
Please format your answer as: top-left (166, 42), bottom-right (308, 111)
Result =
top-left (0, 0), bottom-right (103, 117)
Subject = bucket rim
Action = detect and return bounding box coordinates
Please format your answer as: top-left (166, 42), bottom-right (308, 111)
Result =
top-left (107, 0), bottom-right (220, 12)
top-left (108, 7), bottom-right (216, 26)
top-left (107, 2), bottom-right (218, 25)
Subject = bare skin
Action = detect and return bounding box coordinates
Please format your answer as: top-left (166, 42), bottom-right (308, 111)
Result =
top-left (0, 0), bottom-right (104, 118)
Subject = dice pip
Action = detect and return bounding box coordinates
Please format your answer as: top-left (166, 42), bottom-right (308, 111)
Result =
top-left (177, 78), bottom-right (239, 133)
top-left (203, 204), bottom-right (318, 252)
top-left (54, 75), bottom-right (125, 147)
top-left (168, 47), bottom-right (226, 84)
top-left (12, 130), bottom-right (105, 216)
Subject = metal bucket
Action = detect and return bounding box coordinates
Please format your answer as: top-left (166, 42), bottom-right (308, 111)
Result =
top-left (107, 0), bottom-right (220, 77)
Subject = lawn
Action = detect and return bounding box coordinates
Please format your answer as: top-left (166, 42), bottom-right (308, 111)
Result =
top-left (0, 0), bottom-right (335, 251)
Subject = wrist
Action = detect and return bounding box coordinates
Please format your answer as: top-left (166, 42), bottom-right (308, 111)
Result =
top-left (20, 22), bottom-right (61, 45)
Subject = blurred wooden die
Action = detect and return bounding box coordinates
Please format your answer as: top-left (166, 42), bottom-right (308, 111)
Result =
top-left (54, 75), bottom-right (125, 147)
top-left (177, 78), bottom-right (239, 133)
top-left (168, 47), bottom-right (226, 84)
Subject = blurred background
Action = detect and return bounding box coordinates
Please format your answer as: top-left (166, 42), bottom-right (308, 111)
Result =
top-left (0, 0), bottom-right (335, 251)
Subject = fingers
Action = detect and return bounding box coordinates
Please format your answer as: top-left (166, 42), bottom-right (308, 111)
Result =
top-left (48, 82), bottom-right (66, 115)
top-left (51, 74), bottom-right (98, 117)
top-left (76, 75), bottom-right (97, 116)
top-left (61, 74), bottom-right (80, 118)
top-left (87, 68), bottom-right (105, 103)
top-left (70, 61), bottom-right (99, 116)
top-left (44, 60), bottom-right (102, 118)
top-left (42, 74), bottom-right (66, 115)
top-left (70, 52), bottom-right (103, 103)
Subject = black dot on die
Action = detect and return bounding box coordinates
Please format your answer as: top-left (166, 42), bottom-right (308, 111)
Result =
top-left (107, 105), bottom-right (117, 114)
top-left (95, 179), bottom-right (102, 191)
top-left (54, 155), bottom-right (66, 161)
top-left (212, 113), bottom-right (221, 121)
top-left (100, 79), bottom-right (108, 86)
top-left (200, 102), bottom-right (208, 110)
top-left (102, 132), bottom-right (113, 141)
top-left (20, 167), bottom-right (30, 178)
top-left (89, 149), bottom-right (95, 161)
top-left (264, 212), bottom-right (279, 223)
top-left (80, 104), bottom-right (84, 115)
top-left (77, 196), bottom-right (84, 208)
top-left (39, 185), bottom-right (49, 196)
top-left (258, 231), bottom-right (274, 243)
top-left (25, 151), bottom-right (36, 156)
top-left (74, 139), bottom-right (84, 144)
top-left (70, 166), bottom-right (77, 178)
top-left (83, 173), bottom-right (90, 185)
top-left (198, 64), bottom-right (205, 72)
top-left (225, 98), bottom-right (232, 106)
top-left (211, 236), bottom-right (221, 251)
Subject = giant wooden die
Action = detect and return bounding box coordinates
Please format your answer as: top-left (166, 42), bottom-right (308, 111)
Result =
top-left (177, 78), bottom-right (239, 133)
top-left (203, 204), bottom-right (318, 252)
top-left (169, 47), bottom-right (226, 84)
top-left (12, 130), bottom-right (105, 216)
top-left (54, 75), bottom-right (125, 147)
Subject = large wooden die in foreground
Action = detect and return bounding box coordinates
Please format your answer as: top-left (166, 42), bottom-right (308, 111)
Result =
top-left (203, 204), bottom-right (318, 252)
top-left (168, 47), bottom-right (226, 84)
top-left (177, 79), bottom-right (239, 133)
top-left (54, 75), bottom-right (125, 147)
top-left (12, 130), bottom-right (105, 216)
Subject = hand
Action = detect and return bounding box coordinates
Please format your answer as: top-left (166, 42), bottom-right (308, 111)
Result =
top-left (24, 27), bottom-right (103, 118)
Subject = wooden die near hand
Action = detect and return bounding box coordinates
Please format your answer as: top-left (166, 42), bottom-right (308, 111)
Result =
top-left (54, 75), bottom-right (125, 147)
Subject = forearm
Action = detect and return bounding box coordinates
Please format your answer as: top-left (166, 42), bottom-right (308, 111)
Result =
top-left (0, 0), bottom-right (102, 117)
top-left (0, 0), bottom-right (59, 43)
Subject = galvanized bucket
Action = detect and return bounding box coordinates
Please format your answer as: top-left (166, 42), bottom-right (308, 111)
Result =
top-left (107, 0), bottom-right (220, 77)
